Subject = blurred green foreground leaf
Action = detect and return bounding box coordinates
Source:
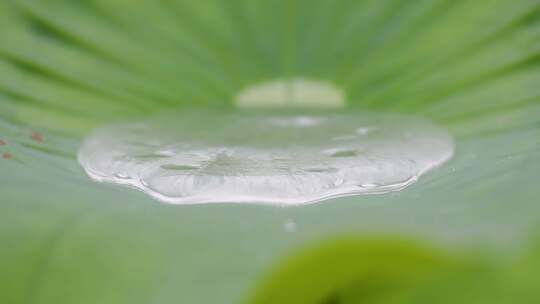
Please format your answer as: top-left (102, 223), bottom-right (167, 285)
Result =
top-left (0, 0), bottom-right (539, 303)
top-left (248, 238), bottom-right (540, 303)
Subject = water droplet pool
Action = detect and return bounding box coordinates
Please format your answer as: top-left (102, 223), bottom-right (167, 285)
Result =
top-left (78, 109), bottom-right (454, 205)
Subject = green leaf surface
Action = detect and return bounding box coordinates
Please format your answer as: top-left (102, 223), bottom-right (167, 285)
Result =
top-left (1, 0), bottom-right (539, 303)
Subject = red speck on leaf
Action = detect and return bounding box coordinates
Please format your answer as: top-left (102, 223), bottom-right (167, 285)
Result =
top-left (31, 132), bottom-right (44, 143)
top-left (0, 139), bottom-right (6, 146)
top-left (2, 153), bottom-right (13, 160)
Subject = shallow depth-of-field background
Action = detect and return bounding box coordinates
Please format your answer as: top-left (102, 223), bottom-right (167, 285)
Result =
top-left (1, 1), bottom-right (540, 303)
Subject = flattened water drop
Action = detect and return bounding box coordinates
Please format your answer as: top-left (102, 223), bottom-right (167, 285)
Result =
top-left (78, 110), bottom-right (454, 205)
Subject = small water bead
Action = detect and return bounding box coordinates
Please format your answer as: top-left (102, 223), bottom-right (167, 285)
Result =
top-left (78, 110), bottom-right (454, 205)
top-left (283, 219), bottom-right (298, 233)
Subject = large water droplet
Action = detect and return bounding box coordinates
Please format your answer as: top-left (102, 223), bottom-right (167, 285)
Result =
top-left (78, 109), bottom-right (454, 205)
